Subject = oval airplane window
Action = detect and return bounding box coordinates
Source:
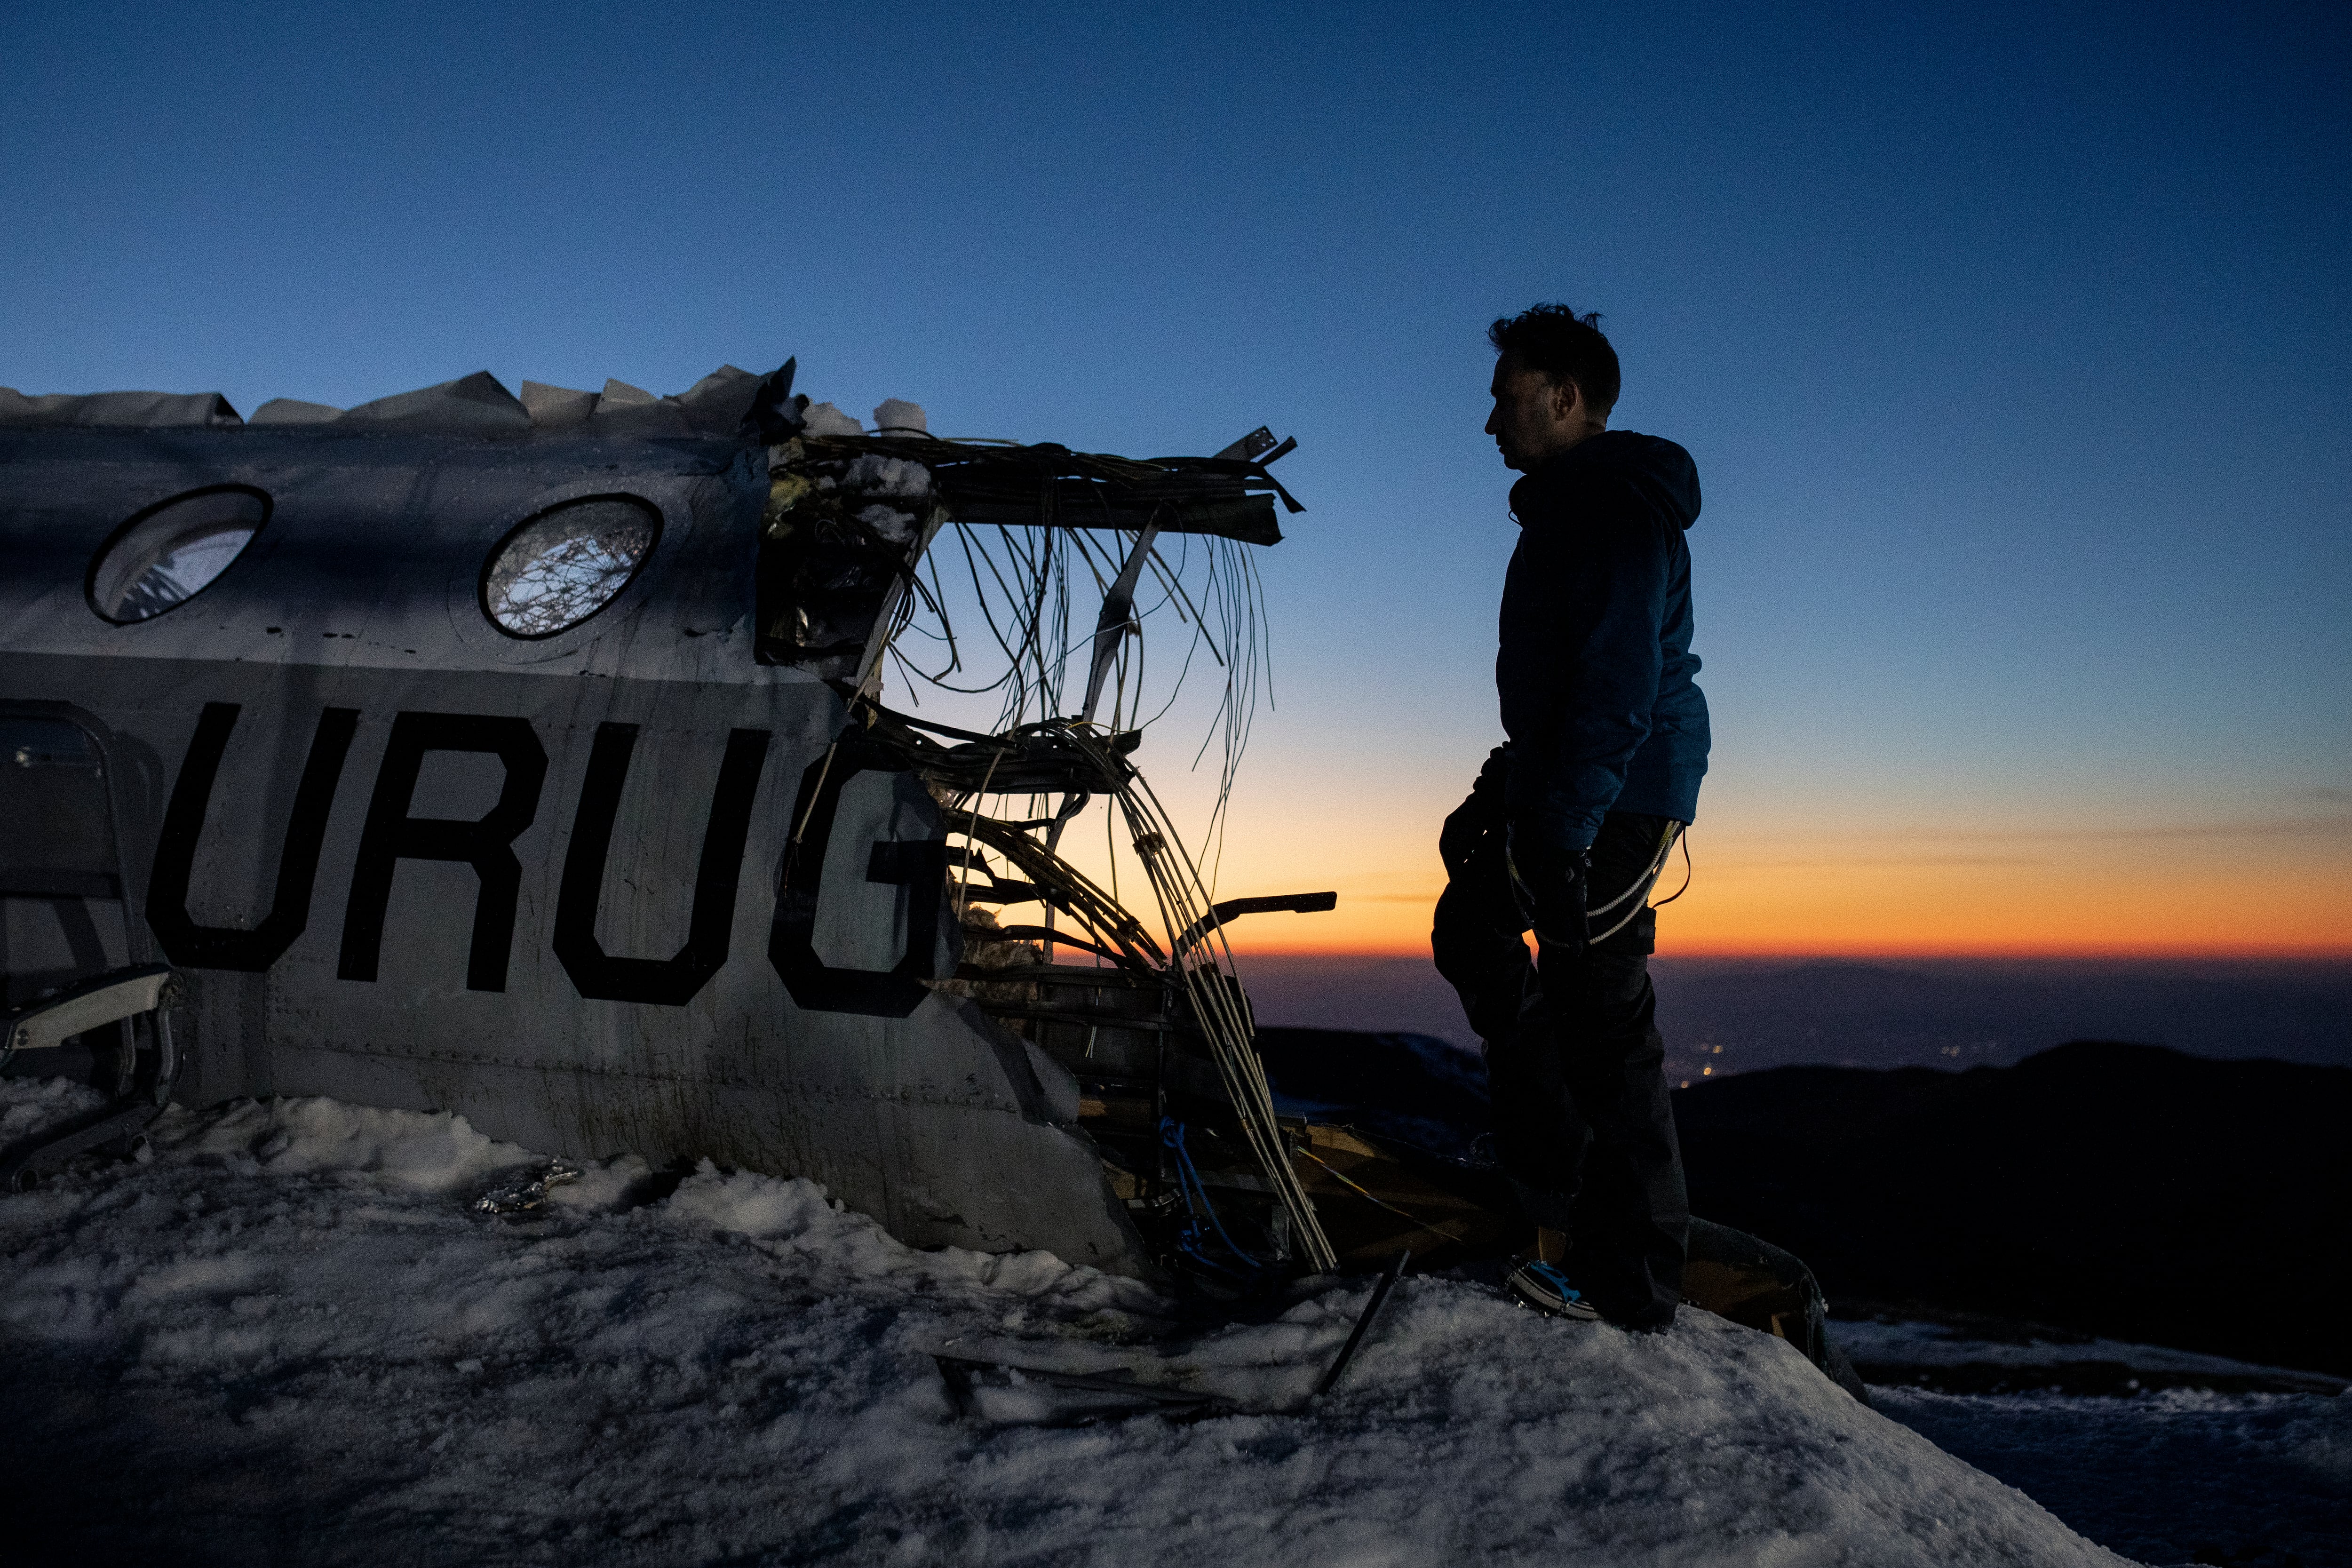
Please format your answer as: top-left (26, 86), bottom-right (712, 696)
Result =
top-left (87, 485), bottom-right (270, 624)
top-left (481, 495), bottom-right (661, 639)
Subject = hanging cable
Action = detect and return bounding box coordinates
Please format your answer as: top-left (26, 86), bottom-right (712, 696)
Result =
top-left (1650, 829), bottom-right (1695, 908)
top-left (1161, 1118), bottom-right (1276, 1281)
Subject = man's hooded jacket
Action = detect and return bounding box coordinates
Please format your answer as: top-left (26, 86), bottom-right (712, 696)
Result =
top-left (1499, 430), bottom-right (1709, 854)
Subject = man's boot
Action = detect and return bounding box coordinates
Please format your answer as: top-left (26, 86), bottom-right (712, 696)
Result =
top-left (1505, 1227), bottom-right (1600, 1320)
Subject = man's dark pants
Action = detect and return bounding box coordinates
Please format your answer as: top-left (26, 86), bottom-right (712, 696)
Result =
top-left (1433, 804), bottom-right (1690, 1329)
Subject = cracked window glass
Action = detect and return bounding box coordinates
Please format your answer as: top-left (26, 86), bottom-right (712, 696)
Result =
top-left (482, 496), bottom-right (659, 638)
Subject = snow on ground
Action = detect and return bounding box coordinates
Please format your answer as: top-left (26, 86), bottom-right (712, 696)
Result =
top-left (1834, 1317), bottom-right (2351, 1568)
top-left (0, 1077), bottom-right (2129, 1568)
top-left (1872, 1384), bottom-right (2349, 1568)
top-left (1834, 1316), bottom-right (2348, 1390)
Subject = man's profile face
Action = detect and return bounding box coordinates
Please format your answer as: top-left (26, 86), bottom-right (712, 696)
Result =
top-left (1485, 351), bottom-right (1583, 472)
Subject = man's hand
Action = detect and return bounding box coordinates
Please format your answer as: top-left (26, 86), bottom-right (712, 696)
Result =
top-left (1438, 797), bottom-right (1483, 877)
top-left (1506, 825), bottom-right (1589, 963)
top-left (1438, 746), bottom-right (1510, 876)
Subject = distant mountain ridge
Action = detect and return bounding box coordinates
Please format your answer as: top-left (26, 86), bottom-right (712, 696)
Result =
top-left (1652, 959), bottom-right (2352, 1076)
top-left (1254, 1028), bottom-right (2351, 1377)
top-left (1240, 954), bottom-right (2352, 1079)
top-left (1676, 1041), bottom-right (2350, 1375)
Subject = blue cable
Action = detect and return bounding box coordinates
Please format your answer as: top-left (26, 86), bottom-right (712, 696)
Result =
top-left (1159, 1118), bottom-right (1273, 1280)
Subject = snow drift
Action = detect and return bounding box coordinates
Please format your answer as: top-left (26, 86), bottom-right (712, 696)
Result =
top-left (0, 1077), bottom-right (2130, 1567)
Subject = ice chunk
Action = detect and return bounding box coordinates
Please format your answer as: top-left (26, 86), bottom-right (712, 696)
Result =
top-left (872, 398), bottom-right (927, 437)
top-left (843, 453), bottom-right (933, 500)
top-left (799, 401), bottom-right (863, 437)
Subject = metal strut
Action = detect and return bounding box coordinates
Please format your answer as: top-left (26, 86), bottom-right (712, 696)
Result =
top-left (1078, 515), bottom-right (1164, 729)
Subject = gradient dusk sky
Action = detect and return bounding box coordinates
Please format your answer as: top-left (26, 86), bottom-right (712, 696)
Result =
top-left (5, 2), bottom-right (2346, 956)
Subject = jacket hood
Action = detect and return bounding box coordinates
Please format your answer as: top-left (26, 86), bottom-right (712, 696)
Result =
top-left (1511, 430), bottom-right (1701, 531)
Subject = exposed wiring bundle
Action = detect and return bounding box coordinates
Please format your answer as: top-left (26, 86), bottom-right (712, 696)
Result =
top-left (760, 412), bottom-right (1338, 1281)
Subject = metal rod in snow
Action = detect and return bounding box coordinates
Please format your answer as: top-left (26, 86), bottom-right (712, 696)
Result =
top-left (1314, 1249), bottom-right (1410, 1401)
top-left (1078, 519), bottom-right (1162, 727)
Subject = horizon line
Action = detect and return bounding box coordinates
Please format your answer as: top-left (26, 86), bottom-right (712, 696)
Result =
top-left (1225, 945), bottom-right (2352, 963)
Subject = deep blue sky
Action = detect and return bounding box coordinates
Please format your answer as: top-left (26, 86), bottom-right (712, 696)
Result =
top-left (5, 1), bottom-right (2346, 950)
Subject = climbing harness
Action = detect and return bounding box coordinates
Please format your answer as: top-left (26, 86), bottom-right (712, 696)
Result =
top-left (1587, 821), bottom-right (1687, 945)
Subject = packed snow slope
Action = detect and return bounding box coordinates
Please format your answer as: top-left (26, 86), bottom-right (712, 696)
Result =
top-left (0, 1077), bottom-right (2128, 1568)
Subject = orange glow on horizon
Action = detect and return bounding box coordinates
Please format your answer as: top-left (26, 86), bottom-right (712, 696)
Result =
top-left (1202, 824), bottom-right (2352, 962)
top-left (1026, 753), bottom-right (2352, 967)
top-left (1226, 938), bottom-right (2352, 959)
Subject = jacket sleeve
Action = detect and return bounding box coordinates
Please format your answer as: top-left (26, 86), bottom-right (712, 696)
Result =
top-left (1502, 481), bottom-right (1673, 852)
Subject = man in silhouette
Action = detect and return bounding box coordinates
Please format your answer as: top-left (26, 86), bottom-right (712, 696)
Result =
top-left (1434, 304), bottom-right (1708, 1329)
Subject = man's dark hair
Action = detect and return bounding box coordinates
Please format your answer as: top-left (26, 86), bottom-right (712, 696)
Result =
top-left (1488, 304), bottom-right (1620, 418)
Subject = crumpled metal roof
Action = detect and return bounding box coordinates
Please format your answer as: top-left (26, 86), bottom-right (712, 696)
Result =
top-left (0, 365), bottom-right (774, 437)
